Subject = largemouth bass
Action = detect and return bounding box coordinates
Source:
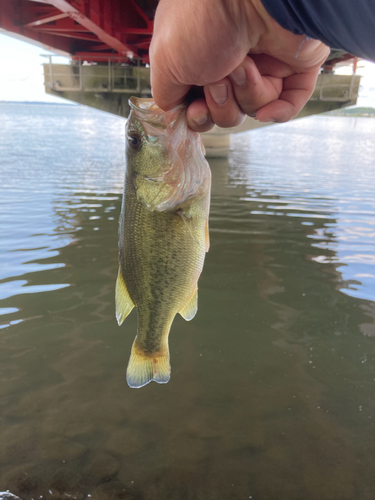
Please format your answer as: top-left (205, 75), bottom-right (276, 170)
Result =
top-left (116, 97), bottom-right (211, 389)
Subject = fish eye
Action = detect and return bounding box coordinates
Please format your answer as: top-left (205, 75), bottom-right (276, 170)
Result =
top-left (128, 132), bottom-right (142, 151)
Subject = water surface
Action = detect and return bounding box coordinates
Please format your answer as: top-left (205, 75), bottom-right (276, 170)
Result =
top-left (1, 103), bottom-right (375, 500)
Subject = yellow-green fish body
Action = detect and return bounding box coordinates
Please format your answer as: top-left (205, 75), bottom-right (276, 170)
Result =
top-left (116, 97), bottom-right (211, 388)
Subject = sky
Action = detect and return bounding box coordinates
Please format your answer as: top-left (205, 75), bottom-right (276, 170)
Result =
top-left (0, 32), bottom-right (68, 103)
top-left (0, 32), bottom-right (375, 106)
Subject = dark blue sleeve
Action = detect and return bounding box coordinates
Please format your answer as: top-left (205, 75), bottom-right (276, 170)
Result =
top-left (261, 0), bottom-right (375, 61)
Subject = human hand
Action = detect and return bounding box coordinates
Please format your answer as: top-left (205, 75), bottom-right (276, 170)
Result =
top-left (150, 0), bottom-right (330, 132)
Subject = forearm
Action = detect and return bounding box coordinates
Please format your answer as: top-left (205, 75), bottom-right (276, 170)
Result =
top-left (260, 0), bottom-right (375, 60)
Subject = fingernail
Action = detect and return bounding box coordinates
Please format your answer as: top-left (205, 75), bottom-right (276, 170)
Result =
top-left (193, 114), bottom-right (208, 126)
top-left (230, 67), bottom-right (246, 87)
top-left (209, 84), bottom-right (228, 106)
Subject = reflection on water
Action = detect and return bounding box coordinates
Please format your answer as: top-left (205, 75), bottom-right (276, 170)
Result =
top-left (0, 103), bottom-right (375, 500)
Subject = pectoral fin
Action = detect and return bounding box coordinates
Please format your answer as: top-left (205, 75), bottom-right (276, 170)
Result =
top-left (176, 209), bottom-right (199, 245)
top-left (179, 287), bottom-right (198, 321)
top-left (115, 267), bottom-right (134, 325)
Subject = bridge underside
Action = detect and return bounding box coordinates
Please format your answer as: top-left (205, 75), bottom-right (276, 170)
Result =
top-left (1, 1), bottom-right (361, 155)
top-left (1, 0), bottom-right (157, 61)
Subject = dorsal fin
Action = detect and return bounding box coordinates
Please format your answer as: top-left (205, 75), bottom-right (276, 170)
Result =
top-left (205, 219), bottom-right (210, 252)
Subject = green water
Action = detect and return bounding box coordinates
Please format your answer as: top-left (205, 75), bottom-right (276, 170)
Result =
top-left (0, 104), bottom-right (374, 500)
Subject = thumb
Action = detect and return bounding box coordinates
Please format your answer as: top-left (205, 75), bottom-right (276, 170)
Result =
top-left (150, 58), bottom-right (191, 111)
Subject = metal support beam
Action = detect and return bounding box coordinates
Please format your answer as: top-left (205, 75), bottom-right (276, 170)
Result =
top-left (25, 12), bottom-right (69, 27)
top-left (0, 0), bottom-right (72, 56)
top-left (39, 0), bottom-right (135, 56)
top-left (1, 0), bottom-right (156, 61)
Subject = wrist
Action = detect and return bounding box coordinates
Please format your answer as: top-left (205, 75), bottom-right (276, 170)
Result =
top-left (221, 0), bottom-right (267, 48)
top-left (248, 0), bottom-right (330, 69)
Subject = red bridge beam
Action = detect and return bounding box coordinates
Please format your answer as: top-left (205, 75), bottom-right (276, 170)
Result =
top-left (0, 0), bottom-right (156, 61)
top-left (41, 0), bottom-right (134, 56)
top-left (1, 0), bottom-right (72, 56)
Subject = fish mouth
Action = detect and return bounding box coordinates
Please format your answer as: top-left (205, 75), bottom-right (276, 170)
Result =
top-left (129, 96), bottom-right (185, 113)
top-left (129, 97), bottom-right (168, 131)
top-left (129, 97), bottom-right (160, 114)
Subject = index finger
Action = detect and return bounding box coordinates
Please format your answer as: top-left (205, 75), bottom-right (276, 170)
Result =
top-left (256, 69), bottom-right (321, 122)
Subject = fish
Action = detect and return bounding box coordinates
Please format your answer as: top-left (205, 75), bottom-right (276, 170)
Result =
top-left (116, 97), bottom-right (211, 389)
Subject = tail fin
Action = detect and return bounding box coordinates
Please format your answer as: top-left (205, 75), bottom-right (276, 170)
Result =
top-left (126, 340), bottom-right (171, 389)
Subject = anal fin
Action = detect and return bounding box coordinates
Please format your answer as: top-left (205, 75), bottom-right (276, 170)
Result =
top-left (179, 287), bottom-right (198, 321)
top-left (115, 267), bottom-right (134, 325)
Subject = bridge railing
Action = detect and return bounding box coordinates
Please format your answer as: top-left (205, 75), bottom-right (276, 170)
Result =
top-left (43, 55), bottom-right (359, 105)
top-left (43, 55), bottom-right (150, 93)
top-left (309, 72), bottom-right (360, 102)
